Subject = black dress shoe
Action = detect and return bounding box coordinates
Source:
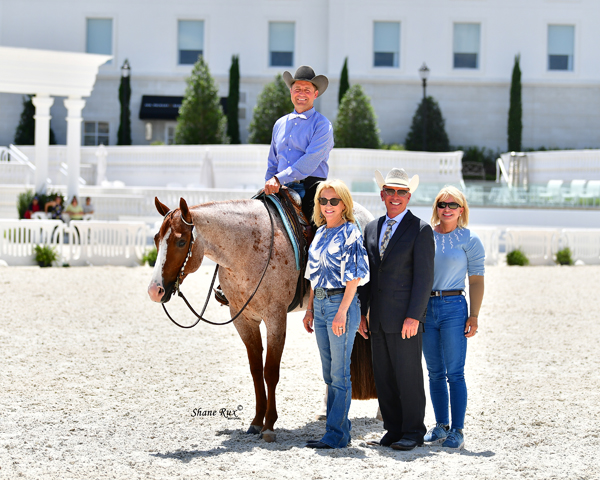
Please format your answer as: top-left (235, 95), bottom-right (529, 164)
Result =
top-left (305, 441), bottom-right (333, 449)
top-left (391, 438), bottom-right (423, 451)
top-left (367, 432), bottom-right (401, 447)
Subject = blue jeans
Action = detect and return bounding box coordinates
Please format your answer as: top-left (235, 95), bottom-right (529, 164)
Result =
top-left (313, 292), bottom-right (361, 448)
top-left (422, 295), bottom-right (468, 430)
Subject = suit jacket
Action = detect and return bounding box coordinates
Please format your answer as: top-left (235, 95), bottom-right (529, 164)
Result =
top-left (358, 210), bottom-right (434, 334)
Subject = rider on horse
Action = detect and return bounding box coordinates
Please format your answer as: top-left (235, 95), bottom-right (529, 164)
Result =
top-left (263, 65), bottom-right (334, 226)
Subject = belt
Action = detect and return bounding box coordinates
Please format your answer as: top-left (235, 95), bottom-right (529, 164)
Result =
top-left (431, 290), bottom-right (464, 297)
top-left (314, 287), bottom-right (345, 300)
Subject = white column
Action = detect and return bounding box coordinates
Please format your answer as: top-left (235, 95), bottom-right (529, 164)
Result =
top-left (64, 96), bottom-right (86, 199)
top-left (32, 94), bottom-right (55, 194)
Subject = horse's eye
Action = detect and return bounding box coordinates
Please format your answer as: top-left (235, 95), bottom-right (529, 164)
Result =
top-left (177, 239), bottom-right (187, 248)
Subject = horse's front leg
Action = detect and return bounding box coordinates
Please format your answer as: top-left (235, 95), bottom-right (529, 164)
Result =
top-left (233, 319), bottom-right (267, 435)
top-left (261, 313), bottom-right (287, 442)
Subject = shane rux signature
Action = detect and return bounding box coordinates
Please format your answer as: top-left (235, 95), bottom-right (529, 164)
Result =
top-left (191, 405), bottom-right (243, 420)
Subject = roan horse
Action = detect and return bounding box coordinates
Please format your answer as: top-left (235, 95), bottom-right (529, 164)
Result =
top-left (148, 196), bottom-right (375, 442)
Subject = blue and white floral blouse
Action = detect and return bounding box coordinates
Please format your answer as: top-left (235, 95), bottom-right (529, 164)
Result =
top-left (305, 222), bottom-right (370, 290)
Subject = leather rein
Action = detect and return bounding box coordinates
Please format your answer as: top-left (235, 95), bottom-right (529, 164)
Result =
top-left (161, 199), bottom-right (275, 328)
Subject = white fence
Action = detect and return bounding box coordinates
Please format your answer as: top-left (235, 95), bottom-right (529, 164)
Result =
top-left (560, 229), bottom-right (600, 265)
top-left (13, 145), bottom-right (463, 191)
top-left (0, 219), bottom-right (147, 267)
top-left (505, 228), bottom-right (559, 266)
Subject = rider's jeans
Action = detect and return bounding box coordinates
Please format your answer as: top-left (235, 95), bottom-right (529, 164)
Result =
top-left (313, 292), bottom-right (360, 448)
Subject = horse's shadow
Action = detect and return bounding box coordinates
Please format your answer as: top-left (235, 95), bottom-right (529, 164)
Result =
top-left (149, 417), bottom-right (495, 462)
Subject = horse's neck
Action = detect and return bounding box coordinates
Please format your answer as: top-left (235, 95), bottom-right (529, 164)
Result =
top-left (191, 200), bottom-right (265, 268)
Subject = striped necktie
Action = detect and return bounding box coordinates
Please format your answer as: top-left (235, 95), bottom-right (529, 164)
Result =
top-left (380, 219), bottom-right (396, 259)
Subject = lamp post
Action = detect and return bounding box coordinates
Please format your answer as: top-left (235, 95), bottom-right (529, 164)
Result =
top-left (419, 62), bottom-right (430, 151)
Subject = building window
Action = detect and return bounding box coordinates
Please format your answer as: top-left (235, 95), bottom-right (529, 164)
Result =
top-left (548, 25), bottom-right (574, 71)
top-left (83, 122), bottom-right (109, 146)
top-left (86, 18), bottom-right (113, 64)
top-left (373, 22), bottom-right (400, 68)
top-left (178, 20), bottom-right (204, 65)
top-left (269, 22), bottom-right (294, 67)
top-left (453, 23), bottom-right (480, 69)
top-left (166, 124), bottom-right (176, 145)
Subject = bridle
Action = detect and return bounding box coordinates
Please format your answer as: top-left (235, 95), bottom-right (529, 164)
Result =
top-left (161, 199), bottom-right (275, 328)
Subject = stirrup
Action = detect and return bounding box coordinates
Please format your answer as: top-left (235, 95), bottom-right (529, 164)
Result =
top-left (214, 285), bottom-right (229, 306)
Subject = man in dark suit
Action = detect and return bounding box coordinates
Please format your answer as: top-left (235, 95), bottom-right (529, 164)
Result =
top-left (358, 168), bottom-right (434, 451)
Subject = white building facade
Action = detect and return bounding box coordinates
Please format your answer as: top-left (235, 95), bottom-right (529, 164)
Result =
top-left (0, 0), bottom-right (599, 151)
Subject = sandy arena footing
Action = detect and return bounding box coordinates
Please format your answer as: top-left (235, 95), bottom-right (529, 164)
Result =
top-left (0, 264), bottom-right (599, 479)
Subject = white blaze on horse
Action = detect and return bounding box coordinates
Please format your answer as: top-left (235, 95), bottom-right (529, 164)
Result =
top-left (148, 196), bottom-right (375, 442)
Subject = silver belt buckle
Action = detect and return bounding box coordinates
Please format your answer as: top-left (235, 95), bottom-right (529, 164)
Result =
top-left (315, 287), bottom-right (326, 300)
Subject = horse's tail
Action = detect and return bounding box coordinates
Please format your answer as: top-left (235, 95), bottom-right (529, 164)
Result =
top-left (350, 333), bottom-right (378, 400)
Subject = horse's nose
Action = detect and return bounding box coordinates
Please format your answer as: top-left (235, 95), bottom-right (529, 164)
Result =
top-left (148, 282), bottom-right (165, 302)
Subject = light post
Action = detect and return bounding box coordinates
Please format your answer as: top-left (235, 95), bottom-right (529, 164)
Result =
top-left (419, 63), bottom-right (430, 151)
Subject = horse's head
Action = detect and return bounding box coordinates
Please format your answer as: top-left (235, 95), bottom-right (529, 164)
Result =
top-left (148, 197), bottom-right (204, 303)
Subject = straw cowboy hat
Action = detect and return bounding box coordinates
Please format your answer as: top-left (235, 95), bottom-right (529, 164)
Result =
top-left (282, 65), bottom-right (329, 97)
top-left (375, 168), bottom-right (419, 193)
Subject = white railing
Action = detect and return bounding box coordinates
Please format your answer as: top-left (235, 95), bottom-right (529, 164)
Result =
top-left (505, 228), bottom-right (560, 265)
top-left (560, 229), bottom-right (600, 265)
top-left (0, 219), bottom-right (147, 266)
top-left (470, 226), bottom-right (500, 266)
top-left (14, 145), bottom-right (463, 190)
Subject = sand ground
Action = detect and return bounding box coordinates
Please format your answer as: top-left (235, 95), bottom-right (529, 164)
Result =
top-left (0, 264), bottom-right (599, 479)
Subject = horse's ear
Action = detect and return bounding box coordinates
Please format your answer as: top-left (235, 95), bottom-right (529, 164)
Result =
top-left (180, 198), bottom-right (192, 224)
top-left (155, 197), bottom-right (170, 216)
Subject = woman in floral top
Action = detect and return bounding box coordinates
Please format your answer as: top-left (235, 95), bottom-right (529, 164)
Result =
top-left (303, 179), bottom-right (369, 449)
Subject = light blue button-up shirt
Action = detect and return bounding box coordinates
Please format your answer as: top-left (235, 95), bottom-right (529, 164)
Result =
top-left (265, 107), bottom-right (334, 185)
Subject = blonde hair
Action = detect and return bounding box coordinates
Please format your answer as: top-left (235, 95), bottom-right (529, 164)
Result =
top-left (430, 185), bottom-right (469, 227)
top-left (312, 179), bottom-right (356, 227)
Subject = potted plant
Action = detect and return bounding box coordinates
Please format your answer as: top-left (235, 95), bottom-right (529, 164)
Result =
top-left (142, 247), bottom-right (158, 267)
top-left (34, 244), bottom-right (58, 267)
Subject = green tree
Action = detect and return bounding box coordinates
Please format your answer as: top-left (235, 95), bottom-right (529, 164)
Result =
top-left (227, 55), bottom-right (241, 144)
top-left (508, 54), bottom-right (522, 152)
top-left (117, 59), bottom-right (132, 145)
top-left (338, 57), bottom-right (350, 105)
top-left (405, 96), bottom-right (450, 152)
top-left (14, 95), bottom-right (56, 145)
top-left (334, 84), bottom-right (381, 149)
top-left (248, 74), bottom-right (293, 144)
top-left (175, 56), bottom-right (228, 144)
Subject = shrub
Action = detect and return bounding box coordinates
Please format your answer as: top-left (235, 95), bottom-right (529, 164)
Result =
top-left (248, 74), bottom-right (293, 144)
top-left (405, 96), bottom-right (450, 152)
top-left (508, 54), bottom-right (522, 152)
top-left (381, 143), bottom-right (405, 150)
top-left (455, 145), bottom-right (500, 181)
top-left (506, 249), bottom-right (529, 266)
top-left (227, 55), bottom-right (241, 144)
top-left (338, 57), bottom-right (350, 105)
top-left (334, 84), bottom-right (381, 149)
top-left (142, 247), bottom-right (158, 267)
top-left (34, 244), bottom-right (58, 267)
top-left (555, 247), bottom-right (574, 266)
top-left (117, 59), bottom-right (132, 145)
top-left (175, 56), bottom-right (229, 145)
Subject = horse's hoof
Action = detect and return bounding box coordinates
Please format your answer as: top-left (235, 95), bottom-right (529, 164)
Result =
top-left (246, 425), bottom-right (262, 435)
top-left (260, 429), bottom-right (276, 443)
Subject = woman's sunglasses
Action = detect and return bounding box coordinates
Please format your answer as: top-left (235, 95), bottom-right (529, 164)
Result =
top-left (437, 202), bottom-right (462, 209)
top-left (318, 197), bottom-right (342, 206)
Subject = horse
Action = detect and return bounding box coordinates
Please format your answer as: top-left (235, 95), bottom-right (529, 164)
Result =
top-left (148, 195), bottom-right (375, 442)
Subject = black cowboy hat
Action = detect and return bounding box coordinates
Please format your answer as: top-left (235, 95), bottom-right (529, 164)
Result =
top-left (282, 65), bottom-right (328, 97)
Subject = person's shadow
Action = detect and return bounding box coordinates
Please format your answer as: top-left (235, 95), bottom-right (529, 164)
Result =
top-left (150, 417), bottom-right (495, 462)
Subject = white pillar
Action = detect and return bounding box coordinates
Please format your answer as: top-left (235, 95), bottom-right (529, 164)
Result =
top-left (64, 97), bottom-right (86, 199)
top-left (32, 94), bottom-right (55, 194)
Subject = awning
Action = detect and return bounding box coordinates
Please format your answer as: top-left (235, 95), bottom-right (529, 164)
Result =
top-left (139, 95), bottom-right (183, 120)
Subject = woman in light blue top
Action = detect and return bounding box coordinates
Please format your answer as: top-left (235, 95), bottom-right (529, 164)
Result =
top-left (303, 179), bottom-right (369, 449)
top-left (423, 186), bottom-right (485, 450)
